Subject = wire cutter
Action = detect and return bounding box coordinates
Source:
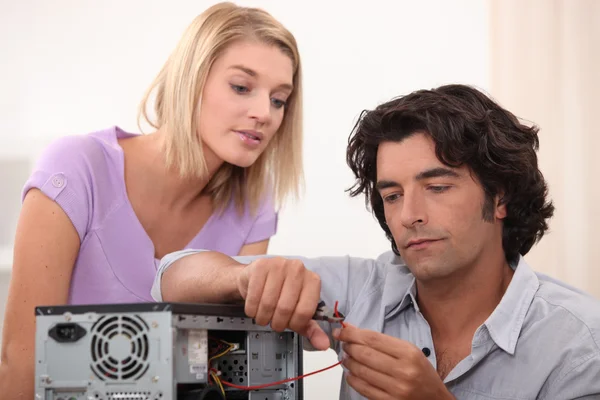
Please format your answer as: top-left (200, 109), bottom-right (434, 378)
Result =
top-left (312, 300), bottom-right (345, 324)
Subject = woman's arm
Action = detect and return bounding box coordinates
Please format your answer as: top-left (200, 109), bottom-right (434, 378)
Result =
top-left (0, 189), bottom-right (80, 399)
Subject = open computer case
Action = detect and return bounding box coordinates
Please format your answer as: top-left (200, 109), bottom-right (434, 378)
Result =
top-left (34, 302), bottom-right (304, 400)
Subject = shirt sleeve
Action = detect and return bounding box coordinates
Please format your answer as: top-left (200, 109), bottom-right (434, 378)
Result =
top-left (151, 249), bottom-right (383, 351)
top-left (542, 352), bottom-right (600, 399)
top-left (244, 192), bottom-right (278, 245)
top-left (22, 135), bottom-right (98, 242)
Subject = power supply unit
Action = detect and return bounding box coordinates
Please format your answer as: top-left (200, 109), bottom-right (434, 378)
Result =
top-left (34, 302), bottom-right (304, 400)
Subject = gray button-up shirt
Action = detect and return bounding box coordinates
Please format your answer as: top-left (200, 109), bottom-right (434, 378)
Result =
top-left (152, 250), bottom-right (600, 399)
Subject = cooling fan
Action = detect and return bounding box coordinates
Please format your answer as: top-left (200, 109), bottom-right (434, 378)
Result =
top-left (90, 314), bottom-right (151, 381)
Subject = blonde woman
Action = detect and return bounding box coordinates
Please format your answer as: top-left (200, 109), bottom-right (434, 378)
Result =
top-left (0, 2), bottom-right (303, 397)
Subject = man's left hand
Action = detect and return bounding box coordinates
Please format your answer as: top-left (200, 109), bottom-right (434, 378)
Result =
top-left (333, 324), bottom-right (455, 400)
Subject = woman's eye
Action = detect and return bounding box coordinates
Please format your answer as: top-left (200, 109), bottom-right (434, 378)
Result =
top-left (231, 84), bottom-right (249, 94)
top-left (271, 98), bottom-right (286, 109)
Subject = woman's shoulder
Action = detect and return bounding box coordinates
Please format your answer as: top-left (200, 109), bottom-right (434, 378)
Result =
top-left (22, 126), bottom-right (132, 240)
top-left (35, 126), bottom-right (133, 166)
top-left (34, 127), bottom-right (124, 172)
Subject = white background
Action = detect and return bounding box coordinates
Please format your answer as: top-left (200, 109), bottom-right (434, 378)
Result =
top-left (0, 0), bottom-right (490, 398)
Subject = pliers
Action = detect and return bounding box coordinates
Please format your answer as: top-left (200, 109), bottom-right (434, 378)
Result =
top-left (312, 300), bottom-right (345, 324)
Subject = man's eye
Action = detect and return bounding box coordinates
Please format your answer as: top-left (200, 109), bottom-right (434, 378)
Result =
top-left (429, 186), bottom-right (450, 193)
top-left (383, 193), bottom-right (402, 203)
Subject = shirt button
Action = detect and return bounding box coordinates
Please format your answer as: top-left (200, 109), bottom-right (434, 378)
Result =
top-left (52, 174), bottom-right (65, 188)
top-left (422, 347), bottom-right (431, 357)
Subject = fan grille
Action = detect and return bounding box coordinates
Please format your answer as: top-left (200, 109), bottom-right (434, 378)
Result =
top-left (90, 315), bottom-right (150, 381)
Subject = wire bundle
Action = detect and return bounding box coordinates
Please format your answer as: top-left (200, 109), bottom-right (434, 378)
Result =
top-left (214, 301), bottom-right (347, 394)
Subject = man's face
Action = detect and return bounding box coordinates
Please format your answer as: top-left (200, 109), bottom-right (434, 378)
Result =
top-left (376, 133), bottom-right (506, 281)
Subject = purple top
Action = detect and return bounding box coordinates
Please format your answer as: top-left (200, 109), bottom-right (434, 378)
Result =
top-left (22, 126), bottom-right (277, 304)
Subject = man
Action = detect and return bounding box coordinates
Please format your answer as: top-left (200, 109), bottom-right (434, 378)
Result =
top-left (151, 84), bottom-right (600, 399)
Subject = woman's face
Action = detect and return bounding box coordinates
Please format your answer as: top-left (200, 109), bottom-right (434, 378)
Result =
top-left (197, 40), bottom-right (294, 168)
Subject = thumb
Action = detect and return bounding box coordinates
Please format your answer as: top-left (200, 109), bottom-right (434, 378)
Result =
top-left (298, 320), bottom-right (330, 351)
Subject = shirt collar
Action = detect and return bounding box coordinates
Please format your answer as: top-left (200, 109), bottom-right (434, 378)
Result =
top-left (377, 252), bottom-right (420, 318)
top-left (397, 278), bottom-right (419, 313)
top-left (380, 253), bottom-right (540, 355)
top-left (482, 256), bottom-right (539, 355)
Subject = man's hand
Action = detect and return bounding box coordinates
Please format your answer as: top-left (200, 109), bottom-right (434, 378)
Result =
top-left (333, 324), bottom-right (455, 400)
top-left (236, 257), bottom-right (330, 350)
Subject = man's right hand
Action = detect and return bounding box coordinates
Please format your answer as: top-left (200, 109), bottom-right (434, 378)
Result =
top-left (235, 257), bottom-right (330, 350)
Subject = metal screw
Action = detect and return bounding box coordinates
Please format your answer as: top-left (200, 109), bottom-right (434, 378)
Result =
top-left (152, 321), bottom-right (158, 328)
top-left (152, 376), bottom-right (159, 383)
top-left (64, 312), bottom-right (72, 321)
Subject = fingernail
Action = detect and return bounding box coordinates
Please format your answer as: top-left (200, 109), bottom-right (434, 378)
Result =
top-left (332, 328), bottom-right (340, 338)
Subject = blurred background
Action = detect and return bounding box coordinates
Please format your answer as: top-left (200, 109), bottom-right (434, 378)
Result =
top-left (0, 0), bottom-right (598, 398)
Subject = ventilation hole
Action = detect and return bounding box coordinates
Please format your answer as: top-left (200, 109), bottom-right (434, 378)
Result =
top-left (123, 315), bottom-right (144, 331)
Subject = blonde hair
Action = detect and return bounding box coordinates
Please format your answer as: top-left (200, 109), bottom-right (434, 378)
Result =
top-left (138, 2), bottom-right (303, 214)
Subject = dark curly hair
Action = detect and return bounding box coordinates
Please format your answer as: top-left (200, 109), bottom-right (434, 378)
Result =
top-left (346, 84), bottom-right (554, 265)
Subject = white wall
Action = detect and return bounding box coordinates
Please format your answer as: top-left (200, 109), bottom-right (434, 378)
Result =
top-left (0, 0), bottom-right (490, 398)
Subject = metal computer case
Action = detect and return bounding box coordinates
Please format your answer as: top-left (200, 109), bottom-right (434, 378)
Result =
top-left (35, 302), bottom-right (304, 400)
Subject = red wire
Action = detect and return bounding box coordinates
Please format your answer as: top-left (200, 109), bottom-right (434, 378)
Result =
top-left (218, 300), bottom-right (347, 391)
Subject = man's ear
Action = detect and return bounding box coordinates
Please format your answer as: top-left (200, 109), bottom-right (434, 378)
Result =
top-left (495, 193), bottom-right (507, 220)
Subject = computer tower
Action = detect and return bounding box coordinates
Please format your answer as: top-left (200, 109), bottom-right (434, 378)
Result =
top-left (34, 302), bottom-right (304, 400)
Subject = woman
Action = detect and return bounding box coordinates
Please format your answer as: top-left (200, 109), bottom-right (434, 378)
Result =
top-left (0, 2), bottom-right (303, 397)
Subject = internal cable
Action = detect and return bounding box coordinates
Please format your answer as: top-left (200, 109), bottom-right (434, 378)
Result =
top-left (208, 338), bottom-right (235, 397)
top-left (209, 369), bottom-right (226, 396)
top-left (218, 300), bottom-right (347, 391)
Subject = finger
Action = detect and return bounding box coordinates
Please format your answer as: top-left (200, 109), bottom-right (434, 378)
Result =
top-left (335, 324), bottom-right (418, 360)
top-left (254, 265), bottom-right (286, 326)
top-left (296, 319), bottom-right (330, 351)
top-left (244, 263), bottom-right (268, 318)
top-left (345, 373), bottom-right (392, 400)
top-left (270, 268), bottom-right (303, 332)
top-left (288, 271), bottom-right (321, 334)
top-left (343, 350), bottom-right (399, 394)
top-left (342, 342), bottom-right (400, 377)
